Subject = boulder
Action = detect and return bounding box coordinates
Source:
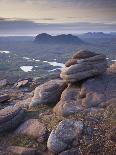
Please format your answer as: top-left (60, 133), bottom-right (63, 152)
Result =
top-left (60, 50), bottom-right (107, 82)
top-left (54, 71), bottom-right (116, 116)
top-left (53, 84), bottom-right (84, 116)
top-left (8, 146), bottom-right (37, 155)
top-left (47, 119), bottom-right (83, 154)
top-left (80, 73), bottom-right (116, 108)
top-left (15, 119), bottom-right (48, 142)
top-left (0, 105), bottom-right (25, 133)
top-left (0, 94), bottom-right (10, 103)
top-left (30, 79), bottom-right (66, 107)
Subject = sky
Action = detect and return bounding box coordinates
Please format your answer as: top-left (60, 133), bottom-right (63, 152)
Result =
top-left (0, 0), bottom-right (116, 35)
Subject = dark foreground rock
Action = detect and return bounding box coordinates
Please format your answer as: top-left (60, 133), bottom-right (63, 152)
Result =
top-left (47, 119), bottom-right (83, 154)
top-left (60, 50), bottom-right (107, 82)
top-left (30, 79), bottom-right (66, 107)
top-left (0, 105), bottom-right (25, 133)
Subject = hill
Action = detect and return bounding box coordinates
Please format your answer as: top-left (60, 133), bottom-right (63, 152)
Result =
top-left (34, 33), bottom-right (84, 44)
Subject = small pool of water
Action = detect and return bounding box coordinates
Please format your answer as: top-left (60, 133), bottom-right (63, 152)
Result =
top-left (20, 66), bottom-right (33, 72)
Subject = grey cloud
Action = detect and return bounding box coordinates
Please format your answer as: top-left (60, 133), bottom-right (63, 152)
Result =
top-left (0, 19), bottom-right (116, 35)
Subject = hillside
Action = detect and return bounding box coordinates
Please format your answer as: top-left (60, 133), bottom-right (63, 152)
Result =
top-left (0, 50), bottom-right (116, 155)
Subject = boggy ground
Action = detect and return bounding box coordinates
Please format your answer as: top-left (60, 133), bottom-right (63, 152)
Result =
top-left (0, 83), bottom-right (115, 155)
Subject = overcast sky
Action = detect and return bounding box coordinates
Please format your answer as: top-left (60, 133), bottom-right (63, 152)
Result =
top-left (0, 0), bottom-right (116, 35)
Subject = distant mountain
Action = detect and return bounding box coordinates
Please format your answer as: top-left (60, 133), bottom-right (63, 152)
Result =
top-left (79, 32), bottom-right (116, 38)
top-left (34, 33), bottom-right (84, 44)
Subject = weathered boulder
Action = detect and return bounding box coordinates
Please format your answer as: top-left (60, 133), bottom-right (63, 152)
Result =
top-left (53, 84), bottom-right (83, 116)
top-left (0, 105), bottom-right (25, 133)
top-left (8, 146), bottom-right (37, 155)
top-left (47, 119), bottom-right (83, 154)
top-left (54, 71), bottom-right (116, 116)
top-left (80, 73), bottom-right (116, 108)
top-left (0, 94), bottom-right (10, 103)
top-left (60, 50), bottom-right (107, 82)
top-left (15, 119), bottom-right (48, 142)
top-left (30, 79), bottom-right (66, 107)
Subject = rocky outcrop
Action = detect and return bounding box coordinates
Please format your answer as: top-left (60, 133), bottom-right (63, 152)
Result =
top-left (30, 79), bottom-right (66, 107)
top-left (0, 105), bottom-right (25, 133)
top-left (15, 119), bottom-right (48, 143)
top-left (54, 71), bottom-right (116, 116)
top-left (60, 50), bottom-right (107, 82)
top-left (47, 119), bottom-right (83, 154)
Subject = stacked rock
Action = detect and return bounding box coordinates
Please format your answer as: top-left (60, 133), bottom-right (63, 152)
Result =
top-left (60, 50), bottom-right (107, 82)
top-left (0, 105), bottom-right (25, 133)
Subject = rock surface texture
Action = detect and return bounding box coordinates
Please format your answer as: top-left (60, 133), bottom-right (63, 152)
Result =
top-left (15, 119), bottom-right (48, 142)
top-left (53, 52), bottom-right (116, 116)
top-left (47, 119), bottom-right (83, 154)
top-left (0, 105), bottom-right (25, 133)
top-left (30, 79), bottom-right (66, 107)
top-left (60, 50), bottom-right (107, 82)
top-left (54, 71), bottom-right (116, 116)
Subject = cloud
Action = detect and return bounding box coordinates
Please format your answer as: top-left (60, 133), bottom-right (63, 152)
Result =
top-left (0, 18), bottom-right (116, 35)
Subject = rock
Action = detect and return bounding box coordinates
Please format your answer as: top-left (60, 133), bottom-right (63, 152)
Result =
top-left (15, 119), bottom-right (48, 142)
top-left (80, 73), bottom-right (116, 108)
top-left (60, 50), bottom-right (107, 82)
top-left (59, 148), bottom-right (79, 155)
top-left (15, 78), bottom-right (32, 88)
top-left (54, 71), bottom-right (116, 116)
top-left (47, 119), bottom-right (83, 154)
top-left (0, 105), bottom-right (25, 133)
top-left (30, 79), bottom-right (66, 107)
top-left (0, 94), bottom-right (10, 103)
top-left (108, 62), bottom-right (116, 74)
top-left (0, 79), bottom-right (8, 88)
top-left (53, 84), bottom-right (84, 116)
top-left (8, 146), bottom-right (37, 155)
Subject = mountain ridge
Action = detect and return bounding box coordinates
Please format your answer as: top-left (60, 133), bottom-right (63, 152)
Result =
top-left (34, 33), bottom-right (84, 44)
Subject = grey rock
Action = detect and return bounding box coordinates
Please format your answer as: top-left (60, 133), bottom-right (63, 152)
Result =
top-left (60, 50), bottom-right (107, 82)
top-left (53, 84), bottom-right (83, 116)
top-left (30, 79), bottom-right (66, 107)
top-left (0, 105), bottom-right (25, 133)
top-left (54, 71), bottom-right (116, 116)
top-left (47, 119), bottom-right (83, 154)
